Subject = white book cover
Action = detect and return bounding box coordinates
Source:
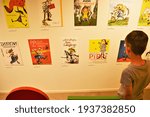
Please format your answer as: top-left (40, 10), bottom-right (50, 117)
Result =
top-left (0, 41), bottom-right (23, 66)
top-left (39, 0), bottom-right (63, 27)
top-left (61, 38), bottom-right (79, 64)
top-left (108, 0), bottom-right (130, 26)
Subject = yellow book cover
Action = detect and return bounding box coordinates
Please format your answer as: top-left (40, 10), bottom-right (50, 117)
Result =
top-left (3, 0), bottom-right (29, 28)
top-left (89, 39), bottom-right (110, 64)
top-left (138, 0), bottom-right (150, 26)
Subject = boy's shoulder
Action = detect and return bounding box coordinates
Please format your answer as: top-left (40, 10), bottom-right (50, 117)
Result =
top-left (122, 60), bottom-right (150, 74)
top-left (122, 65), bottom-right (132, 75)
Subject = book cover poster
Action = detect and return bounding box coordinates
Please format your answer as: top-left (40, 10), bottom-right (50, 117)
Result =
top-left (74, 0), bottom-right (98, 26)
top-left (28, 39), bottom-right (52, 65)
top-left (3, 0), bottom-right (29, 28)
top-left (61, 38), bottom-right (79, 64)
top-left (138, 0), bottom-right (150, 26)
top-left (39, 0), bottom-right (63, 27)
top-left (117, 40), bottom-right (130, 62)
top-left (108, 0), bottom-right (130, 26)
top-left (89, 39), bottom-right (110, 64)
top-left (0, 41), bottom-right (23, 66)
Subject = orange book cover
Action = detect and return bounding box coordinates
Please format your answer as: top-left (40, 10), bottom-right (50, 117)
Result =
top-left (28, 39), bottom-right (52, 65)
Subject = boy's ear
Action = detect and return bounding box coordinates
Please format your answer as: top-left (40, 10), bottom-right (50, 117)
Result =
top-left (125, 46), bottom-right (131, 55)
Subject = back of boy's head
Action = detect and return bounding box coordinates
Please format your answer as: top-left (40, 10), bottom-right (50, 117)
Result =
top-left (125, 30), bottom-right (148, 55)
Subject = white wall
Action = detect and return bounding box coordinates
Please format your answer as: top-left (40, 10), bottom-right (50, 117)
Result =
top-left (0, 0), bottom-right (149, 92)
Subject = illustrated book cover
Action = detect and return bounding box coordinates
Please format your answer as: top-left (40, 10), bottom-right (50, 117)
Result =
top-left (61, 38), bottom-right (79, 64)
top-left (138, 0), bottom-right (150, 26)
top-left (108, 0), bottom-right (130, 26)
top-left (39, 0), bottom-right (63, 27)
top-left (28, 39), bottom-right (52, 65)
top-left (0, 41), bottom-right (23, 66)
top-left (117, 40), bottom-right (131, 62)
top-left (74, 0), bottom-right (98, 26)
top-left (3, 0), bottom-right (29, 28)
top-left (89, 39), bottom-right (110, 64)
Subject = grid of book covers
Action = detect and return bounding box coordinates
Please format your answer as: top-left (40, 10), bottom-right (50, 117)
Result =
top-left (0, 0), bottom-right (150, 66)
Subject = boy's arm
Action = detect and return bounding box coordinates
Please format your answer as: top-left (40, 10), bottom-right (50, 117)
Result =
top-left (124, 84), bottom-right (132, 100)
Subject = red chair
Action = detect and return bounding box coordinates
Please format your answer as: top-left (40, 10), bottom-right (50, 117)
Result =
top-left (6, 86), bottom-right (49, 100)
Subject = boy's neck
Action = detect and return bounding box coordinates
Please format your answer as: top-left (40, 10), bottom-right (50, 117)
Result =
top-left (130, 55), bottom-right (145, 66)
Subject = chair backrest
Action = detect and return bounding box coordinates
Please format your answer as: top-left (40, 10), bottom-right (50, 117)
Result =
top-left (6, 86), bottom-right (49, 100)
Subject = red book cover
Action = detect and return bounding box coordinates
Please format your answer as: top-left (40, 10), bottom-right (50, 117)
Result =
top-left (28, 39), bottom-right (52, 65)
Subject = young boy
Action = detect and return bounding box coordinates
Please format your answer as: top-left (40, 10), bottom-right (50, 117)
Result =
top-left (118, 30), bottom-right (150, 100)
